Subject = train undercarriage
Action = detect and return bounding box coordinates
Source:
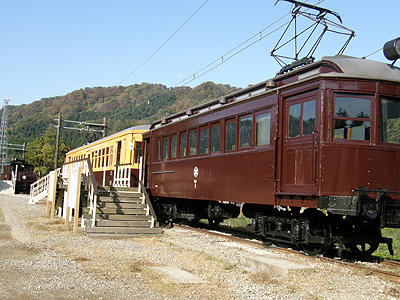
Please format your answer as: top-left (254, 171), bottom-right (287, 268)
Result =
top-left (153, 197), bottom-right (240, 227)
top-left (245, 188), bottom-right (400, 257)
top-left (152, 187), bottom-right (400, 258)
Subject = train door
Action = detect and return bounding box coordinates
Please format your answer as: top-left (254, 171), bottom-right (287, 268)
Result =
top-left (279, 90), bottom-right (319, 195)
top-left (143, 137), bottom-right (150, 188)
top-left (116, 141), bottom-right (122, 165)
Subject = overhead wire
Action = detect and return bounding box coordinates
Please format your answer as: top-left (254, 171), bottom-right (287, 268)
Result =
top-left (93, 0), bottom-right (325, 123)
top-left (117, 0), bottom-right (209, 86)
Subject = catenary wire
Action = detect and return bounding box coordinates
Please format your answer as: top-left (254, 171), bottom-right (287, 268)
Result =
top-left (117, 0), bottom-right (209, 86)
top-left (93, 0), bottom-right (325, 123)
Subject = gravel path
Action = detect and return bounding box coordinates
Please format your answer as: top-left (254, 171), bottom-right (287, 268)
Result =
top-left (0, 193), bottom-right (400, 300)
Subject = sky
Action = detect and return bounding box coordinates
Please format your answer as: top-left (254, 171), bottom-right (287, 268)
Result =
top-left (0, 0), bottom-right (399, 106)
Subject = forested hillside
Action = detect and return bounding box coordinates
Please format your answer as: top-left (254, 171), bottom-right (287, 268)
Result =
top-left (6, 82), bottom-right (238, 171)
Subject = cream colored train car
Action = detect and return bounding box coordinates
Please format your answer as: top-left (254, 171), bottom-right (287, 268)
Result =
top-left (65, 125), bottom-right (150, 187)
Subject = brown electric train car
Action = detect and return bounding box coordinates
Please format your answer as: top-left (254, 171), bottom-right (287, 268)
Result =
top-left (143, 48), bottom-right (400, 256)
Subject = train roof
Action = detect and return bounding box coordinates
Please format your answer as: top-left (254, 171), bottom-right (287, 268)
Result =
top-left (66, 125), bottom-right (150, 154)
top-left (150, 55), bottom-right (400, 130)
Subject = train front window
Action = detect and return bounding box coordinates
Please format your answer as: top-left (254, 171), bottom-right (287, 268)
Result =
top-left (303, 100), bottom-right (315, 136)
top-left (289, 104), bottom-right (301, 137)
top-left (381, 98), bottom-right (400, 144)
top-left (288, 100), bottom-right (315, 138)
top-left (334, 95), bottom-right (371, 141)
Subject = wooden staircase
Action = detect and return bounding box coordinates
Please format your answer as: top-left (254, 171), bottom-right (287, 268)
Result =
top-left (84, 186), bottom-right (162, 237)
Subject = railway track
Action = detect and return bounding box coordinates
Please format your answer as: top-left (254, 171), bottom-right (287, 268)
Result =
top-left (173, 223), bottom-right (400, 283)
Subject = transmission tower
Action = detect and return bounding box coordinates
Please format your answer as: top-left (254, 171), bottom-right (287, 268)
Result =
top-left (0, 98), bottom-right (10, 174)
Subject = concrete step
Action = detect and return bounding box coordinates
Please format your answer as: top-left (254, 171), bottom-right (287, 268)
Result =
top-left (97, 195), bottom-right (142, 203)
top-left (86, 227), bottom-right (162, 235)
top-left (98, 186), bottom-right (138, 192)
top-left (97, 208), bottom-right (147, 215)
top-left (84, 214), bottom-right (151, 221)
top-left (95, 220), bottom-right (151, 227)
top-left (100, 203), bottom-right (147, 209)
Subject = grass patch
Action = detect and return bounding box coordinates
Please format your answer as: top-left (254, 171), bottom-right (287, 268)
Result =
top-left (221, 216), bottom-right (253, 230)
top-left (375, 228), bottom-right (400, 260)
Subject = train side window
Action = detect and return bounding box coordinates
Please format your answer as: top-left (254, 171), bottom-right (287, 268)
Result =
top-left (189, 130), bottom-right (198, 156)
top-left (380, 98), bottom-right (400, 144)
top-left (180, 132), bottom-right (187, 157)
top-left (163, 137), bottom-right (169, 160)
top-left (211, 123), bottom-right (221, 153)
top-left (226, 120), bottom-right (237, 152)
top-left (239, 115), bottom-right (253, 149)
top-left (334, 95), bottom-right (371, 141)
top-left (200, 127), bottom-right (209, 155)
top-left (155, 139), bottom-right (162, 160)
top-left (170, 135), bottom-right (177, 159)
top-left (256, 112), bottom-right (271, 146)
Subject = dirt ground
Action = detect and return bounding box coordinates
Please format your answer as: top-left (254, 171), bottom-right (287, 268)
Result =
top-left (1, 193), bottom-right (400, 300)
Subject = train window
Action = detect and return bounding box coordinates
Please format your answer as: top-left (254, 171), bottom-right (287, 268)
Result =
top-left (211, 124), bottom-right (221, 153)
top-left (180, 132), bottom-right (187, 157)
top-left (303, 100), bottom-right (315, 136)
top-left (163, 137), bottom-right (169, 160)
top-left (239, 115), bottom-right (253, 149)
top-left (155, 139), bottom-right (162, 160)
top-left (289, 100), bottom-right (315, 138)
top-left (135, 142), bottom-right (142, 163)
top-left (256, 112), bottom-right (271, 146)
top-left (170, 135), bottom-right (177, 159)
top-left (381, 98), bottom-right (400, 144)
top-left (334, 96), bottom-right (371, 141)
top-left (200, 127), bottom-right (209, 155)
top-left (226, 120), bottom-right (236, 151)
top-left (289, 104), bottom-right (301, 137)
top-left (189, 130), bottom-right (198, 156)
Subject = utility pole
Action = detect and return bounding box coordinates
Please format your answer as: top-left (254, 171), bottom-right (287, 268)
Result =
top-left (103, 117), bottom-right (106, 138)
top-left (0, 98), bottom-right (10, 173)
top-left (54, 112), bottom-right (62, 169)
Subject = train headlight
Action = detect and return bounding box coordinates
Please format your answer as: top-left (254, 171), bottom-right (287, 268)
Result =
top-left (383, 37), bottom-right (400, 61)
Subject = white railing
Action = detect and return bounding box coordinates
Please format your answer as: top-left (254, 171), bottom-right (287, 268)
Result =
top-left (29, 171), bottom-right (52, 204)
top-left (62, 158), bottom-right (98, 227)
top-left (113, 164), bottom-right (131, 187)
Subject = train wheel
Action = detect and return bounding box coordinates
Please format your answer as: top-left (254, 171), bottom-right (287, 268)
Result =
top-left (299, 210), bottom-right (332, 256)
top-left (345, 227), bottom-right (381, 258)
top-left (346, 242), bottom-right (379, 258)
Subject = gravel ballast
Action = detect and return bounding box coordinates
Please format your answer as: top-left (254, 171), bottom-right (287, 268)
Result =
top-left (0, 193), bottom-right (400, 300)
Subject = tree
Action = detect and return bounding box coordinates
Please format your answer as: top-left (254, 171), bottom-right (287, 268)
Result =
top-left (25, 129), bottom-right (69, 177)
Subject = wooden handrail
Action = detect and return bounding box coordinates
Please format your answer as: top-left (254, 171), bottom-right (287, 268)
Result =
top-left (139, 181), bottom-right (157, 223)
